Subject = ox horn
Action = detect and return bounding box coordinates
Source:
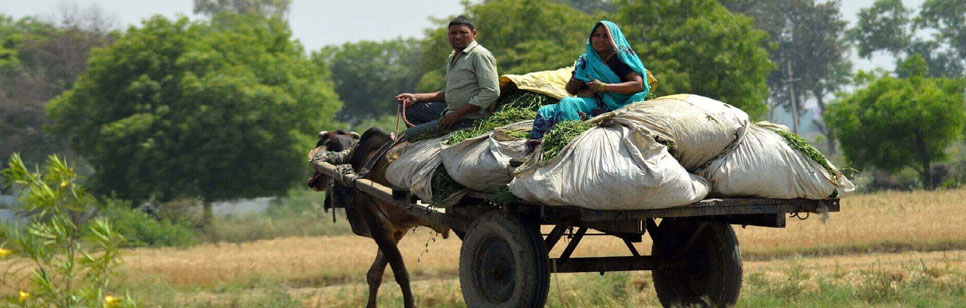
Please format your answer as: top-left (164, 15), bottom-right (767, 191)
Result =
top-left (317, 131), bottom-right (328, 139)
top-left (349, 132), bottom-right (361, 139)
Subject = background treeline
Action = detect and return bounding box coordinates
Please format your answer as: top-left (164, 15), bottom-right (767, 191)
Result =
top-left (1, 0), bottom-right (965, 222)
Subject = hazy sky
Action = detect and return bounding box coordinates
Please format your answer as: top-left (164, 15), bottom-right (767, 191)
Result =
top-left (1, 0), bottom-right (466, 49)
top-left (1, 0), bottom-right (926, 72)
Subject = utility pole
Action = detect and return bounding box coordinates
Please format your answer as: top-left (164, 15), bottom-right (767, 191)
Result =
top-left (781, 56), bottom-right (801, 134)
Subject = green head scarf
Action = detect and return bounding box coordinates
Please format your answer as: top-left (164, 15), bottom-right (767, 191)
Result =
top-left (573, 20), bottom-right (650, 110)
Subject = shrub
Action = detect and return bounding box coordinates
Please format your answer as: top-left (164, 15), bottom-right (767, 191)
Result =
top-left (0, 154), bottom-right (138, 308)
top-left (97, 199), bottom-right (197, 248)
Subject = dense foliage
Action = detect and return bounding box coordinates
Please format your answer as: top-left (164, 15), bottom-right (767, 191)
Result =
top-left (316, 39), bottom-right (425, 123)
top-left (617, 0), bottom-right (773, 119)
top-left (850, 0), bottom-right (966, 77)
top-left (0, 14), bottom-right (114, 167)
top-left (826, 56), bottom-right (965, 189)
top-left (1, 154), bottom-right (136, 308)
top-left (47, 15), bottom-right (341, 203)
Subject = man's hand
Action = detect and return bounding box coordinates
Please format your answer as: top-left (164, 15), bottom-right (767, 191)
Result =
top-left (437, 112), bottom-right (462, 130)
top-left (395, 93), bottom-right (417, 107)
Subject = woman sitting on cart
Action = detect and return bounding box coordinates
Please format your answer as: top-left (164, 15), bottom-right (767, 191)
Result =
top-left (525, 20), bottom-right (650, 152)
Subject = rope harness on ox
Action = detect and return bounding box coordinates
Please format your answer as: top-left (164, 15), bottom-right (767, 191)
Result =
top-left (311, 135), bottom-right (404, 223)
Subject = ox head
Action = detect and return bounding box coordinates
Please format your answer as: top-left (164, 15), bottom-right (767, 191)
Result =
top-left (307, 130), bottom-right (360, 191)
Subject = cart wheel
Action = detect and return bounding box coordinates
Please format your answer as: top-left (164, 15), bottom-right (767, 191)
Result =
top-left (651, 219), bottom-right (742, 307)
top-left (459, 210), bottom-right (549, 308)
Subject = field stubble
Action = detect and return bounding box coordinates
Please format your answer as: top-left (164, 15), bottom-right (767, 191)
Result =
top-left (121, 188), bottom-right (966, 287)
top-left (7, 188), bottom-right (964, 307)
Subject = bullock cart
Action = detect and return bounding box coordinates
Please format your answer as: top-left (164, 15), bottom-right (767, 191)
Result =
top-left (312, 160), bottom-right (839, 308)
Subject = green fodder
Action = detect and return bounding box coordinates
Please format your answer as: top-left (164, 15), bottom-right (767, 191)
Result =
top-left (487, 186), bottom-right (521, 206)
top-left (541, 120), bottom-right (596, 162)
top-left (769, 128), bottom-right (838, 175)
top-left (655, 137), bottom-right (677, 156)
top-left (443, 108), bottom-right (537, 145)
top-left (407, 130), bottom-right (444, 143)
top-left (430, 167), bottom-right (464, 206)
top-left (406, 91), bottom-right (554, 144)
top-left (495, 90), bottom-right (556, 111)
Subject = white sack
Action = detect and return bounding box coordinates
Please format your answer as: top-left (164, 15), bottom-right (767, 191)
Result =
top-left (696, 123), bottom-right (855, 199)
top-left (607, 94), bottom-right (749, 170)
top-left (508, 124), bottom-right (710, 210)
top-left (385, 136), bottom-right (467, 206)
top-left (440, 121), bottom-right (532, 192)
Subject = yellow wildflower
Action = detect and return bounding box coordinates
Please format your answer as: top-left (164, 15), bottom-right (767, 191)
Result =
top-left (104, 295), bottom-right (120, 307)
top-left (18, 290), bottom-right (30, 302)
top-left (0, 248), bottom-right (12, 258)
top-left (60, 181), bottom-right (68, 188)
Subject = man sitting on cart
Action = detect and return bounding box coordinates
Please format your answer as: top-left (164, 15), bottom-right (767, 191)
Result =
top-left (395, 16), bottom-right (500, 139)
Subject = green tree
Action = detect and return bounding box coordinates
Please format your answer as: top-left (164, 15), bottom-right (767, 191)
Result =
top-left (917, 0), bottom-right (966, 60)
top-left (826, 55), bottom-right (965, 190)
top-left (47, 15), bottom-right (340, 221)
top-left (617, 0), bottom-right (774, 119)
top-left (193, 0), bottom-right (291, 18)
top-left (316, 38), bottom-right (424, 123)
top-left (723, 0), bottom-right (852, 152)
top-left (850, 0), bottom-right (965, 77)
top-left (418, 0), bottom-right (593, 91)
top-left (0, 14), bottom-right (115, 169)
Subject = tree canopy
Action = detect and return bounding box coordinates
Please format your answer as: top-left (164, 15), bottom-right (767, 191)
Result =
top-left (723, 0), bottom-right (852, 151)
top-left (316, 39), bottom-right (424, 123)
top-left (0, 14), bottom-right (115, 167)
top-left (826, 55), bottom-right (965, 189)
top-left (850, 0), bottom-right (965, 77)
top-left (617, 0), bottom-right (773, 119)
top-left (47, 15), bottom-right (340, 203)
top-left (194, 0), bottom-right (291, 18)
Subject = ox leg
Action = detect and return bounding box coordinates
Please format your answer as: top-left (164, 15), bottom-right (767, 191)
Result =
top-left (367, 224), bottom-right (416, 308)
top-left (365, 230), bottom-right (406, 308)
top-left (365, 250), bottom-right (389, 308)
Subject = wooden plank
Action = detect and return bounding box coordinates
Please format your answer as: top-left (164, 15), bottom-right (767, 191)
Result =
top-left (551, 256), bottom-right (658, 273)
top-left (312, 161), bottom-right (471, 231)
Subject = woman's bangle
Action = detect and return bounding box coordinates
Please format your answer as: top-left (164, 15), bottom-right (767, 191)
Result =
top-left (598, 83), bottom-right (607, 93)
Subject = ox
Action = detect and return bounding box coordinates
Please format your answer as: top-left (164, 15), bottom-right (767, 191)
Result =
top-left (308, 128), bottom-right (449, 308)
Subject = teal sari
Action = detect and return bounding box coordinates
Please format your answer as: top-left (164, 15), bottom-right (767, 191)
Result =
top-left (531, 20), bottom-right (649, 139)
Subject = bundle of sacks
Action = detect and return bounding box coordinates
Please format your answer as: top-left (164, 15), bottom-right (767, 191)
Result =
top-left (385, 70), bottom-right (854, 210)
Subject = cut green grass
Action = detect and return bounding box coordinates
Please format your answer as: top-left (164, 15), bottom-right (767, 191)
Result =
top-left (443, 108), bottom-right (536, 145)
top-left (494, 90), bottom-right (556, 112)
top-left (768, 127), bottom-right (838, 176)
top-left (541, 120), bottom-right (596, 162)
top-left (487, 186), bottom-right (521, 206)
top-left (430, 167), bottom-right (464, 207)
top-left (407, 91), bottom-right (554, 144)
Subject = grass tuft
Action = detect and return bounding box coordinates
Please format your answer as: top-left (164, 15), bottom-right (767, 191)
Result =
top-left (430, 167), bottom-right (464, 207)
top-left (487, 186), bottom-right (521, 206)
top-left (407, 91), bottom-right (554, 144)
top-left (768, 127), bottom-right (838, 176)
top-left (541, 120), bottom-right (596, 162)
top-left (443, 108), bottom-right (536, 145)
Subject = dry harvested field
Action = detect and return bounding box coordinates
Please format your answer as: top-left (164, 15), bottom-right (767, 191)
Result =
top-left (111, 188), bottom-right (966, 307)
top-left (4, 188), bottom-right (965, 307)
top-left (121, 188), bottom-right (966, 286)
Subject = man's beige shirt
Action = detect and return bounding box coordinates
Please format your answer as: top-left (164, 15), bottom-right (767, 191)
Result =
top-left (445, 40), bottom-right (500, 119)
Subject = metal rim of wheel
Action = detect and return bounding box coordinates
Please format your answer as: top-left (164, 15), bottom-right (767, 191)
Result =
top-left (651, 219), bottom-right (743, 308)
top-left (459, 210), bottom-right (549, 308)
